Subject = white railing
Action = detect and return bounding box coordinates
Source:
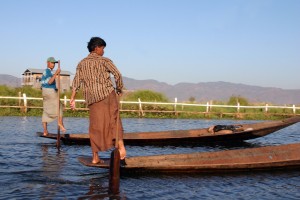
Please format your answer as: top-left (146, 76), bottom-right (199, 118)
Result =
top-left (0, 94), bottom-right (299, 117)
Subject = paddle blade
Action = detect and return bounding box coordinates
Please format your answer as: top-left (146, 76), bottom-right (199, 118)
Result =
top-left (109, 148), bottom-right (120, 194)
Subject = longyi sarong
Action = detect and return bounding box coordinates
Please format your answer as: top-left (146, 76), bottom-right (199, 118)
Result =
top-left (42, 88), bottom-right (63, 123)
top-left (88, 91), bottom-right (123, 152)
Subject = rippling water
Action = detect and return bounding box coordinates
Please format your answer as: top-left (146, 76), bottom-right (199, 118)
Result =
top-left (1, 116), bottom-right (300, 199)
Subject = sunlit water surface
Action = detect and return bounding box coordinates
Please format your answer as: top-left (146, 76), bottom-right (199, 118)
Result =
top-left (1, 116), bottom-right (300, 199)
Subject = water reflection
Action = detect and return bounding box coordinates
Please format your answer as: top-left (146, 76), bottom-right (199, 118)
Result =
top-left (1, 116), bottom-right (300, 199)
top-left (39, 144), bottom-right (67, 199)
top-left (77, 177), bottom-right (127, 200)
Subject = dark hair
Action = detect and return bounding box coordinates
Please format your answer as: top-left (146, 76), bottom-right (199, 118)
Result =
top-left (87, 37), bottom-right (106, 52)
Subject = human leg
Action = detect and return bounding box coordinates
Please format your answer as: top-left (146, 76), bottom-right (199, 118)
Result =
top-left (118, 140), bottom-right (126, 160)
top-left (92, 151), bottom-right (100, 163)
top-left (110, 92), bottom-right (127, 159)
top-left (92, 151), bottom-right (104, 164)
top-left (88, 99), bottom-right (114, 164)
top-left (58, 117), bottom-right (66, 132)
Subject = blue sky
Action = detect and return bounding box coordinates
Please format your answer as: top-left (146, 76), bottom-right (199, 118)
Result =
top-left (0, 0), bottom-right (299, 89)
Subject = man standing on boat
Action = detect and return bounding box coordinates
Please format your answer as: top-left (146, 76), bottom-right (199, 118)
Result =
top-left (70, 37), bottom-right (126, 164)
top-left (41, 57), bottom-right (66, 136)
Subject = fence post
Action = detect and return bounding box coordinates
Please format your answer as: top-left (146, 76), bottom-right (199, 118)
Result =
top-left (138, 98), bottom-right (144, 117)
top-left (23, 93), bottom-right (27, 113)
top-left (293, 104), bottom-right (296, 114)
top-left (174, 98), bottom-right (177, 116)
top-left (237, 102), bottom-right (240, 113)
top-left (206, 102), bottom-right (209, 113)
top-left (64, 95), bottom-right (67, 107)
top-left (18, 92), bottom-right (21, 110)
top-left (265, 104), bottom-right (268, 113)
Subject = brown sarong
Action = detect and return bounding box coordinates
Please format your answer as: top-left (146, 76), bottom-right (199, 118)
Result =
top-left (88, 91), bottom-right (123, 152)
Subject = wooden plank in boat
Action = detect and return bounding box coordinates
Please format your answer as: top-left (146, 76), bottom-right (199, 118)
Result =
top-left (78, 156), bottom-right (110, 168)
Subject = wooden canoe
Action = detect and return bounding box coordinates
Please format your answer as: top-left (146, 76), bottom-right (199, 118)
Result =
top-left (78, 142), bottom-right (300, 174)
top-left (37, 116), bottom-right (300, 146)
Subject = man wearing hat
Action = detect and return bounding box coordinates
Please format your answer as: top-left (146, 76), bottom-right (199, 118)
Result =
top-left (41, 57), bottom-right (66, 136)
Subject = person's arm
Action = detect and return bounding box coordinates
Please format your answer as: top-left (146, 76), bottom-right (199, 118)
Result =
top-left (70, 66), bottom-right (81, 110)
top-left (104, 59), bottom-right (123, 94)
top-left (70, 88), bottom-right (77, 110)
top-left (48, 68), bottom-right (61, 85)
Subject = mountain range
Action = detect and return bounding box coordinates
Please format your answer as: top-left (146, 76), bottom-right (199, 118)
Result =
top-left (0, 74), bottom-right (22, 87)
top-left (123, 77), bottom-right (300, 105)
top-left (1, 74), bottom-right (300, 105)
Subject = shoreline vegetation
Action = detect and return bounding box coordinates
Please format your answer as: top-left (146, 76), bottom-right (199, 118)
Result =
top-left (0, 85), bottom-right (299, 120)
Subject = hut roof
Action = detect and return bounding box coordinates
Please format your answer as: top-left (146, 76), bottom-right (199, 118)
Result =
top-left (22, 68), bottom-right (72, 76)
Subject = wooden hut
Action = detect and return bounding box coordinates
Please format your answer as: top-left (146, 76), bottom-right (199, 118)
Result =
top-left (22, 68), bottom-right (72, 92)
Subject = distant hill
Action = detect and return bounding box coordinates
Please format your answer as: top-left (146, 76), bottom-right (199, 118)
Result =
top-left (123, 77), bottom-right (300, 105)
top-left (1, 74), bottom-right (300, 104)
top-left (0, 74), bottom-right (21, 87)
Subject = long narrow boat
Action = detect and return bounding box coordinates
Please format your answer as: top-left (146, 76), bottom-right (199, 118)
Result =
top-left (78, 142), bottom-right (300, 174)
top-left (37, 116), bottom-right (300, 145)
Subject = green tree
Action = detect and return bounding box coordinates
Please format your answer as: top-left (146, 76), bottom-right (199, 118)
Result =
top-left (0, 85), bottom-right (15, 96)
top-left (227, 95), bottom-right (249, 106)
top-left (188, 96), bottom-right (196, 102)
top-left (123, 90), bottom-right (169, 102)
top-left (16, 86), bottom-right (42, 97)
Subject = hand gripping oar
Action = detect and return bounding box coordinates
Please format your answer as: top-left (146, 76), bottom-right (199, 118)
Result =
top-left (56, 60), bottom-right (61, 149)
top-left (109, 92), bottom-right (121, 194)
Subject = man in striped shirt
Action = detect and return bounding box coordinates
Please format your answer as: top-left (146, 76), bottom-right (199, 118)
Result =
top-left (70, 37), bottom-right (126, 164)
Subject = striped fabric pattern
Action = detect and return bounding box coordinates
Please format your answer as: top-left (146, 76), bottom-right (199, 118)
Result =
top-left (72, 53), bottom-right (123, 105)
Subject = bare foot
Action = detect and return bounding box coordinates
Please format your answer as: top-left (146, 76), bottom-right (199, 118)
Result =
top-left (208, 126), bottom-right (215, 134)
top-left (43, 131), bottom-right (48, 136)
top-left (92, 158), bottom-right (99, 163)
top-left (118, 147), bottom-right (126, 160)
top-left (118, 140), bottom-right (126, 160)
top-left (58, 124), bottom-right (66, 133)
top-left (92, 152), bottom-right (100, 164)
top-left (92, 159), bottom-right (104, 164)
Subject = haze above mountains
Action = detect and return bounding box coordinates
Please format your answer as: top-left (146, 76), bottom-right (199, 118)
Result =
top-left (1, 74), bottom-right (300, 105)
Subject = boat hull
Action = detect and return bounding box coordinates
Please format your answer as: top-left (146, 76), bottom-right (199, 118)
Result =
top-left (37, 116), bottom-right (300, 146)
top-left (78, 143), bottom-right (300, 174)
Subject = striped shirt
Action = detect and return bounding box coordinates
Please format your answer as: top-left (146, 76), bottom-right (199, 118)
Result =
top-left (72, 53), bottom-right (123, 105)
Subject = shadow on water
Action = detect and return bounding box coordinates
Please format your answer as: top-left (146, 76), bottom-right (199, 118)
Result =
top-left (145, 140), bottom-right (262, 149)
top-left (58, 139), bottom-right (262, 149)
top-left (200, 140), bottom-right (265, 151)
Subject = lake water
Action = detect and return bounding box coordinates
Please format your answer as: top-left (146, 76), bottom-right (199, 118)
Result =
top-left (1, 116), bottom-right (300, 199)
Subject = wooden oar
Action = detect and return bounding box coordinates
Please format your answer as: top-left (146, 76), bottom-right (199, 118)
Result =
top-left (56, 60), bottom-right (61, 149)
top-left (109, 92), bottom-right (121, 194)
